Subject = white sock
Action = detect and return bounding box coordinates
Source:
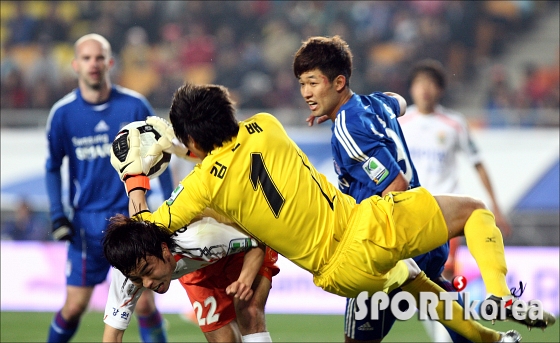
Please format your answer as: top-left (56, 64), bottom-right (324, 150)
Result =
top-left (242, 331), bottom-right (272, 342)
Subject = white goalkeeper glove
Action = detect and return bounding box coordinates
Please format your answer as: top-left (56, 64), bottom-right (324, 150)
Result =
top-left (146, 116), bottom-right (202, 163)
top-left (110, 127), bottom-right (167, 194)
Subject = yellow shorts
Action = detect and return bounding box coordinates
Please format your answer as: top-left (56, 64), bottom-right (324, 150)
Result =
top-left (313, 187), bottom-right (448, 298)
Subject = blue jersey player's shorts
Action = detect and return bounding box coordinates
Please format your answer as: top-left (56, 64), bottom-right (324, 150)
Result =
top-left (66, 209), bottom-right (125, 286)
top-left (343, 242), bottom-right (451, 340)
top-left (344, 276), bottom-right (470, 342)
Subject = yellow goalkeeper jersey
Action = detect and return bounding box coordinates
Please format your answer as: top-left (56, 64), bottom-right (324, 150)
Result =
top-left (138, 113), bottom-right (357, 273)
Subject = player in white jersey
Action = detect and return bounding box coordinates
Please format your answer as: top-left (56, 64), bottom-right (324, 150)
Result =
top-left (399, 59), bottom-right (512, 342)
top-left (102, 213), bottom-right (278, 342)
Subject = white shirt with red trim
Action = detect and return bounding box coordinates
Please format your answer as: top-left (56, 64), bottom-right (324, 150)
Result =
top-left (103, 217), bottom-right (257, 331)
top-left (398, 104), bottom-right (481, 194)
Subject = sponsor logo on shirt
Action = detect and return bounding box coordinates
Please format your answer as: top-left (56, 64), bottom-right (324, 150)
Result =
top-left (362, 157), bottom-right (388, 184)
top-left (166, 184), bottom-right (184, 205)
top-left (72, 134), bottom-right (112, 160)
top-left (94, 120), bottom-right (110, 132)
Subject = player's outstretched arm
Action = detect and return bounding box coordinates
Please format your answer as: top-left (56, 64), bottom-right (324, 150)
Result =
top-left (128, 189), bottom-right (150, 217)
top-left (226, 244), bottom-right (265, 301)
top-left (103, 324), bottom-right (124, 343)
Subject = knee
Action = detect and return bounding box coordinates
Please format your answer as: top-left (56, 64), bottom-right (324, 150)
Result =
top-left (62, 302), bottom-right (88, 321)
top-left (236, 302), bottom-right (266, 334)
top-left (468, 197), bottom-right (487, 212)
top-left (135, 291), bottom-right (156, 316)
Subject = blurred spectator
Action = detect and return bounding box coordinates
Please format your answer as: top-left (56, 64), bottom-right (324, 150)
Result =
top-left (26, 35), bottom-right (60, 108)
top-left (0, 0), bottom-right (556, 123)
top-left (1, 200), bottom-right (49, 241)
top-left (126, 1), bottom-right (161, 44)
top-left (149, 23), bottom-right (185, 107)
top-left (118, 26), bottom-right (160, 97)
top-left (445, 2), bottom-right (480, 82)
top-left (521, 60), bottom-right (560, 108)
top-left (485, 64), bottom-right (515, 126)
top-left (261, 18), bottom-right (300, 73)
top-left (486, 64), bottom-right (514, 108)
top-left (179, 21), bottom-right (216, 84)
top-left (1, 67), bottom-right (28, 108)
top-left (36, 2), bottom-right (69, 43)
top-left (0, 44), bottom-right (19, 83)
top-left (6, 2), bottom-right (38, 45)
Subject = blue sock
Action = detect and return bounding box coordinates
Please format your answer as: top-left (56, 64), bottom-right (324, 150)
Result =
top-left (138, 310), bottom-right (167, 343)
top-left (47, 311), bottom-right (79, 343)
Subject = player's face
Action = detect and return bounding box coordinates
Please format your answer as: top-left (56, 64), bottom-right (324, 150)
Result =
top-left (299, 69), bottom-right (343, 120)
top-left (410, 73), bottom-right (442, 113)
top-left (72, 39), bottom-right (113, 90)
top-left (126, 246), bottom-right (176, 294)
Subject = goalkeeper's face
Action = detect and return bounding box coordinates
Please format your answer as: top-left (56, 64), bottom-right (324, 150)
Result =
top-left (125, 243), bottom-right (176, 294)
top-left (72, 39), bottom-right (113, 90)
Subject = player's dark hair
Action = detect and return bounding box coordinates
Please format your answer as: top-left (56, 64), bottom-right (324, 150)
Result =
top-left (293, 35), bottom-right (353, 86)
top-left (102, 214), bottom-right (177, 275)
top-left (408, 59), bottom-right (447, 90)
top-left (169, 83), bottom-right (239, 153)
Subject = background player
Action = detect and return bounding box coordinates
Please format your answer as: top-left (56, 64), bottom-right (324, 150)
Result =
top-left (293, 35), bottom-right (468, 343)
top-left (45, 33), bottom-right (174, 343)
top-left (398, 58), bottom-right (512, 341)
top-left (109, 82), bottom-right (555, 342)
top-left (400, 58), bottom-right (512, 278)
top-left (102, 213), bottom-right (278, 343)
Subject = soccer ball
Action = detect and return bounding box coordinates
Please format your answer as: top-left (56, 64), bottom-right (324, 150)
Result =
top-left (119, 120), bottom-right (171, 179)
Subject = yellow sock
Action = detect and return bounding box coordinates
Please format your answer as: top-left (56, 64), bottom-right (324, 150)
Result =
top-left (464, 209), bottom-right (510, 297)
top-left (402, 272), bottom-right (500, 342)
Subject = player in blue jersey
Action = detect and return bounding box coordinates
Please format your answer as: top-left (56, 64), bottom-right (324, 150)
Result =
top-left (293, 36), bottom-right (472, 343)
top-left (45, 34), bottom-right (174, 343)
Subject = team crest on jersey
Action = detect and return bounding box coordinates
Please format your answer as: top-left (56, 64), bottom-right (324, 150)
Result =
top-left (166, 184), bottom-right (184, 205)
top-left (362, 157), bottom-right (389, 184)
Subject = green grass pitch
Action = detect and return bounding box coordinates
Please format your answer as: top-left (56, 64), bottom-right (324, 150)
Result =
top-left (1, 312), bottom-right (558, 342)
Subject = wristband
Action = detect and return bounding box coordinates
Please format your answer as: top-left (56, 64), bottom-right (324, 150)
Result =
top-left (125, 175), bottom-right (151, 194)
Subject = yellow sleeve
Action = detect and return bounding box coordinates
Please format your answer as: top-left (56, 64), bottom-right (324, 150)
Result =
top-left (135, 168), bottom-right (211, 232)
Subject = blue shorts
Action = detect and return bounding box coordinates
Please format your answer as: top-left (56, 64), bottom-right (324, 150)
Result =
top-left (344, 242), bottom-right (469, 342)
top-left (66, 209), bottom-right (126, 287)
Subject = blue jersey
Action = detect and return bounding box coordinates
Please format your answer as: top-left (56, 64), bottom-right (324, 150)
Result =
top-left (331, 92), bottom-right (446, 279)
top-left (336, 96), bottom-right (465, 342)
top-left (332, 92), bottom-right (419, 202)
top-left (45, 86), bottom-right (174, 221)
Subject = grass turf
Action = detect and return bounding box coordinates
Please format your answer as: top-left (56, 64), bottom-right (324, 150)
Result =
top-left (1, 312), bottom-right (558, 342)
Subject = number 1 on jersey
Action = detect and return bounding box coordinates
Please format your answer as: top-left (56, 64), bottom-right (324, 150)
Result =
top-left (250, 153), bottom-right (285, 218)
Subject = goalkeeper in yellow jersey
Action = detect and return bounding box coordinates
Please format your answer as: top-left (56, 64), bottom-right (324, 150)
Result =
top-left (110, 83), bottom-right (555, 343)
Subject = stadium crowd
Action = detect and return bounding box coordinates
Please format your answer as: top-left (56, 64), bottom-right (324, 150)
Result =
top-left (1, 0), bottom-right (558, 118)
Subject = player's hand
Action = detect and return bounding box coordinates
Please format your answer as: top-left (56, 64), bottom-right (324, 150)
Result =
top-left (111, 127), bottom-right (165, 181)
top-left (146, 116), bottom-right (201, 163)
top-left (51, 216), bottom-right (74, 242)
top-left (226, 280), bottom-right (254, 301)
top-left (306, 114), bottom-right (330, 127)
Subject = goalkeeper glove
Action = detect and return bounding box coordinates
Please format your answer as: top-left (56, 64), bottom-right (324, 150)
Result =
top-left (146, 116), bottom-right (202, 163)
top-left (111, 127), bottom-right (166, 194)
top-left (52, 216), bottom-right (74, 242)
